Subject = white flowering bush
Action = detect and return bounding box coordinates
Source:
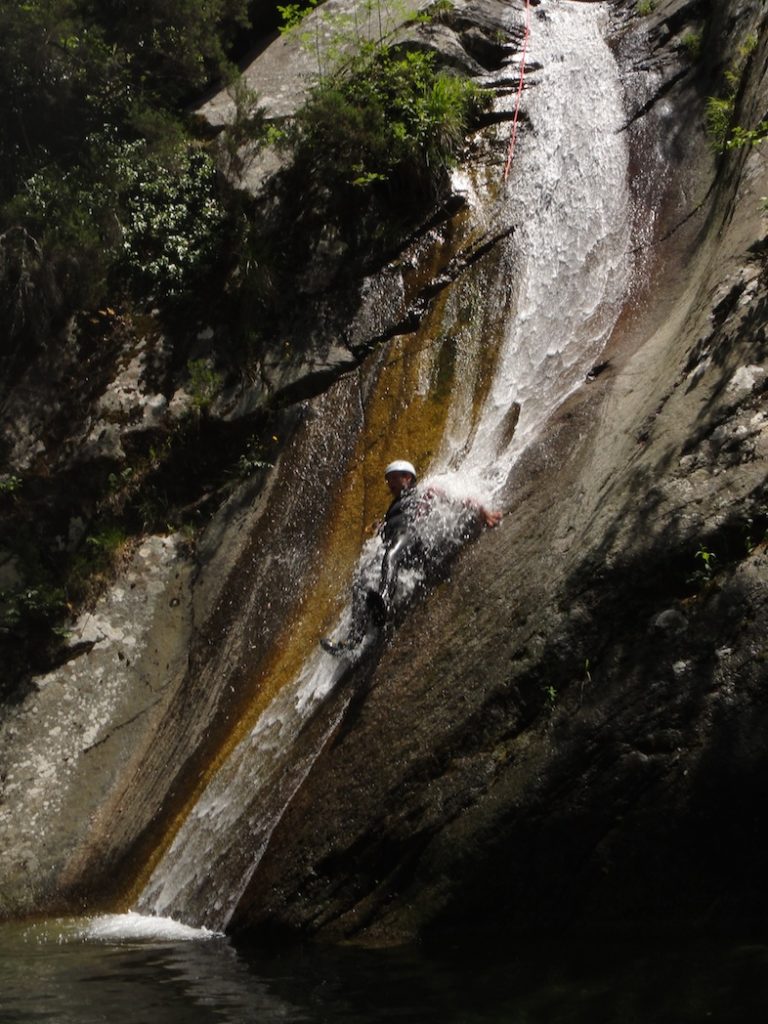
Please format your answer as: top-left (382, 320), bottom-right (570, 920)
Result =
top-left (117, 142), bottom-right (226, 294)
top-left (15, 132), bottom-right (226, 299)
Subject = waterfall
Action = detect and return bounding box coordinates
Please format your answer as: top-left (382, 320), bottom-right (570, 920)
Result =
top-left (137, 647), bottom-right (350, 929)
top-left (430, 0), bottom-right (631, 501)
top-left (136, 0), bottom-right (632, 931)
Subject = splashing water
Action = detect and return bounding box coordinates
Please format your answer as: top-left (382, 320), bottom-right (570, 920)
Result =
top-left (430, 0), bottom-right (631, 503)
top-left (20, 912), bottom-right (219, 946)
top-left (81, 912), bottom-right (220, 943)
top-left (137, 651), bottom-right (351, 928)
top-left (137, 0), bottom-right (632, 931)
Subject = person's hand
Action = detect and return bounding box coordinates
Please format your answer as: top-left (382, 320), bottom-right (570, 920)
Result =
top-left (483, 508), bottom-right (502, 528)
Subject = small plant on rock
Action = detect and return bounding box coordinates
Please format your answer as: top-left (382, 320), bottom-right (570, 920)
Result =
top-left (681, 30), bottom-right (703, 62)
top-left (688, 543), bottom-right (718, 587)
top-left (706, 95), bottom-right (734, 150)
top-left (696, 544), bottom-right (717, 574)
top-left (411, 0), bottom-right (455, 26)
top-left (188, 358), bottom-right (223, 413)
top-left (728, 121), bottom-right (768, 149)
top-left (277, 0), bottom-right (322, 33)
top-left (0, 474), bottom-right (22, 495)
top-left (706, 32), bottom-right (763, 152)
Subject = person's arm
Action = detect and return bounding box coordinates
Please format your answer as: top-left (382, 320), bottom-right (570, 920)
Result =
top-left (420, 484), bottom-right (502, 528)
top-left (464, 498), bottom-right (502, 528)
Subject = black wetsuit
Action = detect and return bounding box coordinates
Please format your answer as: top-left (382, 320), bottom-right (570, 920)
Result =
top-left (322, 485), bottom-right (428, 653)
top-left (340, 486), bottom-right (423, 644)
top-left (378, 485), bottom-right (424, 607)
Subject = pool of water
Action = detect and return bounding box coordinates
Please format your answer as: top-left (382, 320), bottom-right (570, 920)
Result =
top-left (1, 916), bottom-right (767, 1023)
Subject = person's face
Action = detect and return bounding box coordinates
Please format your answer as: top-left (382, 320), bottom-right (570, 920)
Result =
top-left (385, 471), bottom-right (414, 497)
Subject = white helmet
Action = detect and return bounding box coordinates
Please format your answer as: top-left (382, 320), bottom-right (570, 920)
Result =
top-left (384, 459), bottom-right (417, 479)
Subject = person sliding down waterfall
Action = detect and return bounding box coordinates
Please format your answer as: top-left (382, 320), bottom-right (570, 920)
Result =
top-left (320, 459), bottom-right (502, 657)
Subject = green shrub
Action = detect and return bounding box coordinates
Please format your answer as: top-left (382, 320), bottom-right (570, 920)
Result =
top-left (65, 524), bottom-right (131, 606)
top-left (728, 121), bottom-right (768, 149)
top-left (224, 35), bottom-right (489, 346)
top-left (738, 33), bottom-right (758, 61)
top-left (705, 95), bottom-right (734, 151)
top-left (0, 226), bottom-right (64, 370)
top-left (681, 30), bottom-right (702, 61)
top-left (410, 0), bottom-right (456, 26)
top-left (10, 133), bottom-right (226, 300)
top-left (0, 475), bottom-right (22, 495)
top-left (291, 45), bottom-right (486, 192)
top-left (116, 144), bottom-right (226, 295)
top-left (0, 0), bottom-right (248, 204)
top-left (188, 358), bottom-right (223, 412)
top-left (705, 30), bottom-right (763, 152)
top-left (277, 0), bottom-right (322, 33)
top-left (219, 78), bottom-right (274, 177)
top-left (0, 0), bottom-right (252, 338)
top-left (0, 584), bottom-right (67, 635)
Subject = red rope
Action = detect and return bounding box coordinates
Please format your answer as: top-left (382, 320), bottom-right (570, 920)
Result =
top-left (503, 0), bottom-right (532, 181)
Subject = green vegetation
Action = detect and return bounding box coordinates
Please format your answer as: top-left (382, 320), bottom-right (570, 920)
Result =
top-left (67, 525), bottom-right (131, 604)
top-left (687, 543), bottom-right (718, 587)
top-left (0, 0), bottom-right (248, 196)
top-left (694, 544), bottom-right (717, 576)
top-left (1, 0), bottom-right (486, 356)
top-left (0, 475), bottom-right (22, 495)
top-left (0, 0), bottom-right (488, 696)
top-left (705, 32), bottom-right (763, 152)
top-left (410, 0), bottom-right (456, 26)
top-left (636, 0), bottom-right (657, 17)
top-left (0, 0), bottom-right (250, 362)
top-left (681, 30), bottom-right (702, 62)
top-left (0, 585), bottom-right (67, 641)
top-left (706, 95), bottom-right (736, 151)
top-left (227, 18), bottom-right (489, 349)
top-left (188, 358), bottom-right (224, 412)
top-left (234, 436), bottom-right (275, 478)
top-left (0, 515), bottom-right (134, 689)
top-left (290, 45), bottom-right (485, 193)
top-left (8, 134), bottom-right (226, 300)
top-left (277, 0), bottom-right (323, 33)
top-left (728, 121), bottom-right (768, 149)
top-left (219, 77), bottom-right (279, 178)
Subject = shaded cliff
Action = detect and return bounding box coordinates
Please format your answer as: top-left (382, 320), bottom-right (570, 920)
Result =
top-left (227, 0), bottom-right (768, 942)
top-left (1, 0), bottom-right (768, 945)
top-left (0, 0), bottom-right (527, 920)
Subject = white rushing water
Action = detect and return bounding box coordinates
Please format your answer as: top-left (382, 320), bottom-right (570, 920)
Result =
top-left (136, 0), bottom-right (632, 932)
top-left (431, 0), bottom-right (631, 501)
top-left (80, 912), bottom-right (220, 943)
top-left (137, 648), bottom-right (353, 928)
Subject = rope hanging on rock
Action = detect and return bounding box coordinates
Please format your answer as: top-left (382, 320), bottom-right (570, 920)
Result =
top-left (503, 0), bottom-right (532, 181)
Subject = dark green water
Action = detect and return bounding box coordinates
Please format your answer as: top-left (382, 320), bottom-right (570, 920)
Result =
top-left (1, 917), bottom-right (767, 1023)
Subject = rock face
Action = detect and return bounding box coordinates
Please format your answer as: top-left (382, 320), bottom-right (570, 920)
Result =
top-left (227, 0), bottom-right (768, 942)
top-left (1, 0), bottom-right (768, 943)
top-left (0, 537), bottom-right (193, 917)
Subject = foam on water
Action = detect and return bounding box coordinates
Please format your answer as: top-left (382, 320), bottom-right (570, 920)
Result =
top-left (82, 912), bottom-right (220, 942)
top-left (19, 912), bottom-right (220, 946)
